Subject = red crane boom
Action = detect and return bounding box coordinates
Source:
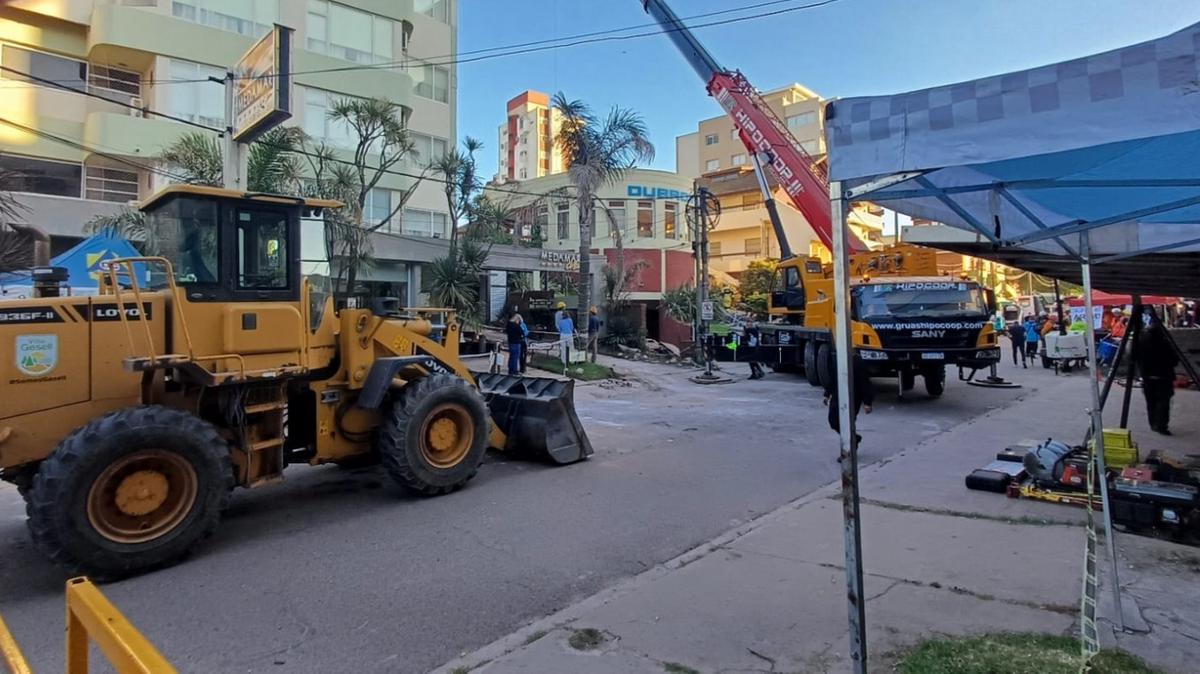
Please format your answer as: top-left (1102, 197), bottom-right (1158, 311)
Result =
top-left (639, 0), bottom-right (866, 254)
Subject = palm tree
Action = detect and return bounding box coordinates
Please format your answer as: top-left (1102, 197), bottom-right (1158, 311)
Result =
top-left (161, 127), bottom-right (304, 193)
top-left (552, 92), bottom-right (654, 346)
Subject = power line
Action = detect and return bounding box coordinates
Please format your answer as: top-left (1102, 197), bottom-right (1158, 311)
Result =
top-left (0, 0), bottom-right (844, 85)
top-left (0, 116), bottom-right (192, 184)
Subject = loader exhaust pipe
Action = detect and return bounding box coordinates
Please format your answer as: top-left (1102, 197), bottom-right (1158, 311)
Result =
top-left (477, 373), bottom-right (593, 465)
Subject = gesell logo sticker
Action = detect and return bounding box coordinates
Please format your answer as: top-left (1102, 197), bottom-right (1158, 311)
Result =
top-left (16, 334), bottom-right (58, 377)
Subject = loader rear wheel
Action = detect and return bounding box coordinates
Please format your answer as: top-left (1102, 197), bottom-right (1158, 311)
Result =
top-left (379, 374), bottom-right (489, 496)
top-left (803, 342), bottom-right (820, 387)
top-left (26, 406), bottom-right (232, 579)
top-left (816, 343), bottom-right (833, 390)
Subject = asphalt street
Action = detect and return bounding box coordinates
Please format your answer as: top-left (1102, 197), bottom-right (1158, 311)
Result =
top-left (0, 350), bottom-right (1035, 673)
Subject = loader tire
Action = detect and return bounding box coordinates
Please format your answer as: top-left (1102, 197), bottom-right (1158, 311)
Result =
top-left (26, 406), bottom-right (232, 580)
top-left (379, 374), bottom-right (489, 496)
top-left (804, 342), bottom-right (820, 387)
top-left (923, 365), bottom-right (946, 397)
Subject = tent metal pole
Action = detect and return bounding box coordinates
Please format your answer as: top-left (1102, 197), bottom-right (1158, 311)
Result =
top-left (831, 179), bottom-right (867, 674)
top-left (1081, 233), bottom-right (1124, 632)
top-left (1120, 304), bottom-right (1143, 429)
top-left (1097, 317), bottom-right (1132, 411)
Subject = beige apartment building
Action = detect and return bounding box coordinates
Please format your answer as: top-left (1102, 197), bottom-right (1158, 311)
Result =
top-left (675, 83), bottom-right (824, 180)
top-left (0, 0), bottom-right (456, 302)
top-left (493, 89), bottom-right (565, 183)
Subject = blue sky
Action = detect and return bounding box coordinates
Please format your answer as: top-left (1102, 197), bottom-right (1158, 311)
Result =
top-left (457, 0), bottom-right (1200, 181)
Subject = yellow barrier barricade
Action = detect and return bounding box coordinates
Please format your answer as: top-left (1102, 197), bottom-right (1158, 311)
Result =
top-left (1, 577), bottom-right (175, 674)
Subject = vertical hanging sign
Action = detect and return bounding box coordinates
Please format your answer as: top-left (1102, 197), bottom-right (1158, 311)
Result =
top-left (233, 25), bottom-right (293, 143)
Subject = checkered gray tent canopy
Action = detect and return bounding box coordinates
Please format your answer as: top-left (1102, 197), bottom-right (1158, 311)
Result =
top-left (826, 21), bottom-right (1200, 261)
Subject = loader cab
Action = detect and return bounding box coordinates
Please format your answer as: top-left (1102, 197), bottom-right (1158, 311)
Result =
top-left (138, 185), bottom-right (342, 372)
top-left (142, 185), bottom-right (337, 302)
top-left (769, 258), bottom-right (824, 322)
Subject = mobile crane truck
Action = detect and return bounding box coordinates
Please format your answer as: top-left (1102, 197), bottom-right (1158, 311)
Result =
top-left (640, 0), bottom-right (1000, 397)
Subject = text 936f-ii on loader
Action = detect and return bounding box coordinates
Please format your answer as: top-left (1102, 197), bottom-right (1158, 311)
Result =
top-left (0, 185), bottom-right (591, 578)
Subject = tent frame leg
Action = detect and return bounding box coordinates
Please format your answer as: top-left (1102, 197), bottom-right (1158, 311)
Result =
top-left (1081, 233), bottom-right (1125, 632)
top-left (831, 180), bottom-right (867, 674)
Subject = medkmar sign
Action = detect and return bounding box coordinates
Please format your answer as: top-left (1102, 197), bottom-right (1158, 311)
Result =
top-left (540, 249), bottom-right (580, 271)
top-left (233, 24), bottom-right (292, 143)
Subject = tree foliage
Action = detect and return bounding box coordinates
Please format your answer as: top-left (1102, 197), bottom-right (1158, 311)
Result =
top-left (737, 258), bottom-right (779, 316)
top-left (427, 238), bottom-right (489, 326)
top-left (662, 282), bottom-right (727, 326)
top-left (84, 208), bottom-right (155, 254)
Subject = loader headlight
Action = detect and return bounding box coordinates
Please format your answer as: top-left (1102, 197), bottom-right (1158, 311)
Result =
top-left (976, 349), bottom-right (1001, 360)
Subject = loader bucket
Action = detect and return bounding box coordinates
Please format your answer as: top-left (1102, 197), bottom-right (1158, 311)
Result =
top-left (476, 373), bottom-right (594, 464)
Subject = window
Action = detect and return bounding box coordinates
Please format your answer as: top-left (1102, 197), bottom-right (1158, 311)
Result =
top-left (535, 205), bottom-right (548, 236)
top-left (307, 1), bottom-right (394, 65)
top-left (745, 237), bottom-right (762, 254)
top-left (1, 45), bottom-right (86, 93)
top-left (151, 197), bottom-right (219, 285)
top-left (637, 200), bottom-right (654, 238)
top-left (730, 129), bottom-right (739, 141)
top-left (704, 133), bottom-right (719, 145)
top-left (800, 140), bottom-right (819, 155)
top-left (303, 87), bottom-right (356, 148)
top-left (705, 159), bottom-right (720, 172)
top-left (364, 188), bottom-right (400, 230)
top-left (0, 155), bottom-right (81, 198)
top-left (556, 202), bottom-right (570, 239)
top-left (415, 0), bottom-right (450, 22)
top-left (731, 153), bottom-right (747, 166)
top-left (172, 0), bottom-right (278, 37)
top-left (403, 208), bottom-right (447, 237)
top-left (236, 210), bottom-right (288, 289)
top-left (786, 111), bottom-right (817, 129)
top-left (85, 165), bottom-right (139, 203)
top-left (709, 241), bottom-right (722, 256)
top-left (411, 61), bottom-right (450, 103)
top-left (663, 202), bottom-right (677, 239)
top-left (605, 200), bottom-right (625, 237)
top-left (409, 133), bottom-right (448, 165)
top-left (88, 64), bottom-right (141, 105)
top-left (167, 59), bottom-right (225, 128)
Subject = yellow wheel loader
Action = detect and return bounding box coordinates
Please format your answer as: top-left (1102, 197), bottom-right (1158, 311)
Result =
top-left (0, 185), bottom-right (592, 579)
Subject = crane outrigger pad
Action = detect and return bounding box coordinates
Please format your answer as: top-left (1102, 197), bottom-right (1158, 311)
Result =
top-left (476, 373), bottom-right (593, 465)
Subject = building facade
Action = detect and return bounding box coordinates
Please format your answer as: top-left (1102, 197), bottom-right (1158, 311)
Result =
top-left (675, 83), bottom-right (823, 179)
top-left (0, 0), bottom-right (456, 303)
top-left (493, 90), bottom-right (564, 183)
top-left (485, 168), bottom-right (697, 345)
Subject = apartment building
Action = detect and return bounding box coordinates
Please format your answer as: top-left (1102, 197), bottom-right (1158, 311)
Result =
top-left (675, 83), bottom-right (823, 180)
top-left (0, 0), bottom-right (456, 300)
top-left (493, 89), bottom-right (565, 183)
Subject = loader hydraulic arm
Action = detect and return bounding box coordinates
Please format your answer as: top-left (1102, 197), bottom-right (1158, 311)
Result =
top-left (639, 0), bottom-right (867, 255)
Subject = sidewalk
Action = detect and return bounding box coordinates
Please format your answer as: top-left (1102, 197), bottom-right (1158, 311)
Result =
top-left (435, 358), bottom-right (1200, 674)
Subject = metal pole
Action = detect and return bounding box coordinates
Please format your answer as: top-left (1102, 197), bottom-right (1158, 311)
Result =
top-left (1119, 304), bottom-right (1142, 428)
top-left (699, 188), bottom-right (713, 377)
top-left (1081, 233), bottom-right (1124, 632)
top-left (831, 180), bottom-right (867, 672)
top-left (223, 71), bottom-right (237, 190)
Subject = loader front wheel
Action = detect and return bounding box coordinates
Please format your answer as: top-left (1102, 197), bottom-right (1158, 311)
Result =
top-left (379, 374), bottom-right (489, 495)
top-left (26, 406), bottom-right (232, 579)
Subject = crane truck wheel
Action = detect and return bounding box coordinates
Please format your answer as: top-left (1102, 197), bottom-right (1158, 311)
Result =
top-left (25, 406), bottom-right (233, 580)
top-left (816, 343), bottom-right (833, 390)
top-left (379, 374), bottom-right (489, 496)
top-left (804, 342), bottom-right (821, 386)
top-left (923, 365), bottom-right (946, 397)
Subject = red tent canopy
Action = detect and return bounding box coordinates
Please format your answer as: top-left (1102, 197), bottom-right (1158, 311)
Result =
top-left (1066, 291), bottom-right (1180, 307)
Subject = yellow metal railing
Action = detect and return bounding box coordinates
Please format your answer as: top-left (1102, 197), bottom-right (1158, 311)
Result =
top-left (1, 578), bottom-right (174, 674)
top-left (0, 611), bottom-right (32, 674)
top-left (65, 577), bottom-right (176, 674)
top-left (102, 258), bottom-right (248, 380)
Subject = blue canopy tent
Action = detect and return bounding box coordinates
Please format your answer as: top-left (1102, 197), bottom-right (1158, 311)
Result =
top-left (820, 20), bottom-right (1200, 669)
top-left (0, 232), bottom-right (146, 298)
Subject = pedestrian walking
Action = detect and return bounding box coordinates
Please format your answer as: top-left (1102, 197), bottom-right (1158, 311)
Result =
top-left (1136, 323), bottom-right (1179, 435)
top-left (743, 319), bottom-right (765, 379)
top-left (1008, 319), bottom-right (1027, 367)
top-left (822, 347), bottom-right (874, 445)
top-left (519, 314), bottom-right (530, 373)
top-left (1022, 315), bottom-right (1040, 363)
top-left (587, 306), bottom-right (601, 363)
top-left (555, 301), bottom-right (575, 365)
top-left (505, 314), bottom-right (525, 375)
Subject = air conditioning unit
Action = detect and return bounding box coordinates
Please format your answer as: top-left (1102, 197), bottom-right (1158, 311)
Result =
top-left (128, 97), bottom-right (144, 118)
